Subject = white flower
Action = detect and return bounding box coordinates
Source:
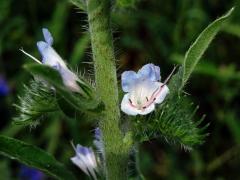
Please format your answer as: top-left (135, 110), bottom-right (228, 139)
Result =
top-left (121, 63), bottom-right (169, 116)
top-left (20, 28), bottom-right (80, 92)
top-left (71, 143), bottom-right (98, 180)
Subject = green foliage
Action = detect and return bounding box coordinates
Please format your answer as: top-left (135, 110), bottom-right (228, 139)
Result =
top-left (87, 0), bottom-right (131, 179)
top-left (1, 0), bottom-right (239, 179)
top-left (0, 135), bottom-right (76, 180)
top-left (70, 33), bottom-right (90, 66)
top-left (0, 161), bottom-right (10, 180)
top-left (133, 96), bottom-right (208, 149)
top-left (116, 0), bottom-right (140, 9)
top-left (70, 0), bottom-right (86, 11)
top-left (171, 53), bottom-right (240, 82)
top-left (14, 63), bottom-right (104, 125)
top-left (181, 8), bottom-right (234, 89)
top-left (222, 23), bottom-right (240, 38)
top-left (132, 7), bottom-right (234, 149)
top-left (14, 80), bottom-right (58, 126)
top-left (24, 64), bottom-right (104, 116)
top-left (49, 0), bottom-right (70, 44)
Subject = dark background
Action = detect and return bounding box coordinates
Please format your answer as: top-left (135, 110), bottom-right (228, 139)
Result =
top-left (0, 0), bottom-right (240, 179)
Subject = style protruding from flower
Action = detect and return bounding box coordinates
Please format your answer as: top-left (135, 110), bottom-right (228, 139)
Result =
top-left (20, 28), bottom-right (80, 92)
top-left (71, 143), bottom-right (98, 180)
top-left (121, 63), bottom-right (169, 115)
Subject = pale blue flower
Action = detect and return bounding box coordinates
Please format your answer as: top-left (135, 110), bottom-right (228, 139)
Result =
top-left (71, 143), bottom-right (98, 180)
top-left (121, 63), bottom-right (169, 115)
top-left (20, 28), bottom-right (80, 92)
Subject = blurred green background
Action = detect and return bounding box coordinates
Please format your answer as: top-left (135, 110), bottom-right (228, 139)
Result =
top-left (0, 0), bottom-right (240, 179)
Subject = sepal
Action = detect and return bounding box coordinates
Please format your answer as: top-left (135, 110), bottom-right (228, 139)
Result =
top-left (14, 80), bottom-right (58, 126)
top-left (132, 95), bottom-right (209, 149)
top-left (23, 63), bottom-right (104, 118)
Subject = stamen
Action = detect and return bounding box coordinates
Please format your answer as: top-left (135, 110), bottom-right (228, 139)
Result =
top-left (20, 48), bottom-right (42, 64)
top-left (70, 140), bottom-right (77, 152)
top-left (129, 99), bottom-right (132, 104)
top-left (162, 66), bottom-right (177, 85)
top-left (140, 84), bottom-right (164, 109)
top-left (152, 86), bottom-right (160, 95)
top-left (146, 97), bottom-right (149, 101)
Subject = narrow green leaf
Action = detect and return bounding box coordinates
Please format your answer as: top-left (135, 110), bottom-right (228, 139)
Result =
top-left (0, 135), bottom-right (76, 180)
top-left (182, 7), bottom-right (234, 88)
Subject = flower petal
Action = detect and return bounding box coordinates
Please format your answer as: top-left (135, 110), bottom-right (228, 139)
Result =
top-left (121, 71), bottom-right (138, 92)
top-left (76, 144), bottom-right (91, 155)
top-left (138, 103), bottom-right (155, 115)
top-left (138, 63), bottom-right (160, 81)
top-left (154, 83), bottom-right (169, 104)
top-left (42, 28), bottom-right (53, 46)
top-left (86, 150), bottom-right (97, 170)
top-left (121, 93), bottom-right (139, 115)
top-left (71, 156), bottom-right (90, 176)
top-left (58, 67), bottom-right (80, 92)
top-left (129, 80), bottom-right (159, 105)
top-left (121, 93), bottom-right (156, 115)
top-left (36, 41), bottom-right (66, 67)
top-left (36, 41), bottom-right (49, 61)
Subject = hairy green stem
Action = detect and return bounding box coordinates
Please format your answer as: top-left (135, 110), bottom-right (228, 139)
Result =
top-left (87, 0), bottom-right (129, 179)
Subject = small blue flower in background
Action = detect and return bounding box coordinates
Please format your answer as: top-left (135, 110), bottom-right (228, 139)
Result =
top-left (0, 76), bottom-right (9, 96)
top-left (20, 28), bottom-right (80, 92)
top-left (121, 63), bottom-right (169, 115)
top-left (19, 165), bottom-right (45, 180)
top-left (93, 127), bottom-right (104, 155)
top-left (94, 127), bottom-right (101, 140)
top-left (71, 143), bottom-right (98, 180)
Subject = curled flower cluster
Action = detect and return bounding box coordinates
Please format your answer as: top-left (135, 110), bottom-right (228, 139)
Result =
top-left (121, 63), bottom-right (169, 115)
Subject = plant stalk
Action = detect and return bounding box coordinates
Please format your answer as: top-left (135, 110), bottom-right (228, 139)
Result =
top-left (87, 0), bottom-right (129, 179)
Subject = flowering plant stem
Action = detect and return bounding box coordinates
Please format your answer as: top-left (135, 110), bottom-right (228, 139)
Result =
top-left (87, 0), bottom-right (129, 179)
